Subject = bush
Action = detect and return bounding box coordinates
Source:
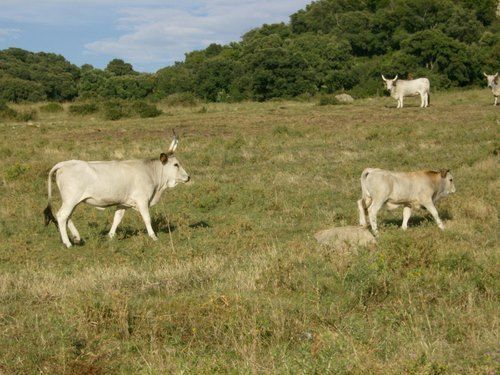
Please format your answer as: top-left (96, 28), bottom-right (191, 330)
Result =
top-left (4, 164), bottom-right (28, 180)
top-left (69, 102), bottom-right (99, 116)
top-left (165, 92), bottom-right (198, 107)
top-left (317, 95), bottom-right (340, 106)
top-left (0, 102), bottom-right (18, 121)
top-left (102, 101), bottom-right (131, 121)
top-left (16, 109), bottom-right (37, 122)
top-left (132, 101), bottom-right (162, 118)
top-left (40, 103), bottom-right (64, 113)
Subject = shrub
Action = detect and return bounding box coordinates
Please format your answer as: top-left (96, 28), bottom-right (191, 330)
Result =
top-left (69, 102), bottom-right (99, 116)
top-left (102, 101), bottom-right (131, 121)
top-left (16, 109), bottom-right (37, 122)
top-left (165, 92), bottom-right (198, 107)
top-left (0, 102), bottom-right (18, 121)
top-left (40, 103), bottom-right (64, 113)
top-left (4, 164), bottom-right (28, 180)
top-left (317, 95), bottom-right (340, 106)
top-left (132, 101), bottom-right (162, 118)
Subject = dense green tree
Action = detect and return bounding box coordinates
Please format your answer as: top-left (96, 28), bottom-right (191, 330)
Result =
top-left (105, 59), bottom-right (136, 76)
top-left (0, 0), bottom-right (498, 102)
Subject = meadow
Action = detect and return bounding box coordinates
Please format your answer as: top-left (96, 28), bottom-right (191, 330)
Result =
top-left (0, 90), bottom-right (498, 373)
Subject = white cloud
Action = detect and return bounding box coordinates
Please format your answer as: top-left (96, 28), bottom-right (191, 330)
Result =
top-left (84, 0), bottom-right (311, 71)
top-left (0, 28), bottom-right (21, 41)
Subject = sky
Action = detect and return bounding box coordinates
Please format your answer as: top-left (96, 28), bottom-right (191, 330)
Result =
top-left (0, 0), bottom-right (311, 73)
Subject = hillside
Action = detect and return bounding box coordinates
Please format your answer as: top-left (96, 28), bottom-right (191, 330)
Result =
top-left (0, 0), bottom-right (499, 103)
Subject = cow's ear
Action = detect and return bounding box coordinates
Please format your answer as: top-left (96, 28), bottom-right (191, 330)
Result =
top-left (439, 169), bottom-right (449, 178)
top-left (160, 153), bottom-right (169, 164)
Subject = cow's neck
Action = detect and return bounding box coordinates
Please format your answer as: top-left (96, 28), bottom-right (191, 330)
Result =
top-left (150, 160), bottom-right (168, 205)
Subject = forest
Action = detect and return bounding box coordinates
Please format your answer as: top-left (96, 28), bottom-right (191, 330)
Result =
top-left (0, 0), bottom-right (498, 103)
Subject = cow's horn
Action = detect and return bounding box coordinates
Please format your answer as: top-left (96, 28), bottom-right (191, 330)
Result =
top-left (168, 129), bottom-right (179, 153)
top-left (381, 74), bottom-right (386, 81)
top-left (394, 74), bottom-right (398, 80)
top-left (483, 72), bottom-right (488, 77)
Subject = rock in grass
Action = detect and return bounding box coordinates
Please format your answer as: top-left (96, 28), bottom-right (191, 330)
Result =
top-left (315, 226), bottom-right (375, 248)
top-left (334, 94), bottom-right (354, 103)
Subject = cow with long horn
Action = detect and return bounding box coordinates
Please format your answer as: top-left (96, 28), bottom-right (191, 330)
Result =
top-left (44, 130), bottom-right (190, 248)
top-left (382, 74), bottom-right (430, 108)
top-left (483, 72), bottom-right (499, 106)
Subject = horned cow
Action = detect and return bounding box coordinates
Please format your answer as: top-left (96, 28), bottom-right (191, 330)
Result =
top-left (483, 72), bottom-right (499, 106)
top-left (357, 168), bottom-right (456, 235)
top-left (44, 131), bottom-right (190, 248)
top-left (381, 75), bottom-right (430, 108)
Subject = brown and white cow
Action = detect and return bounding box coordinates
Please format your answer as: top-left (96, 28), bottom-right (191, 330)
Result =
top-left (357, 168), bottom-right (456, 235)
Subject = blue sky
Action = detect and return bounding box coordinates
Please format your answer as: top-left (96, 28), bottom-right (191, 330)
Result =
top-left (0, 0), bottom-right (311, 72)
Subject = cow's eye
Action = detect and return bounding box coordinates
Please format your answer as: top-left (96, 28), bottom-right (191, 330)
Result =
top-left (174, 163), bottom-right (179, 168)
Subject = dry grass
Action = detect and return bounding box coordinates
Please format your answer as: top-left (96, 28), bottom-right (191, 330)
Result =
top-left (0, 90), bottom-right (498, 373)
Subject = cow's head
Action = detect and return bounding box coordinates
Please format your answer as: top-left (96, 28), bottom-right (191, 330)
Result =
top-left (381, 74), bottom-right (398, 91)
top-left (439, 169), bottom-right (456, 196)
top-left (483, 72), bottom-right (499, 88)
top-left (159, 130), bottom-right (190, 188)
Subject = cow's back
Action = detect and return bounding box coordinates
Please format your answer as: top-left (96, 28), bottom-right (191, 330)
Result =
top-left (364, 169), bottom-right (433, 205)
top-left (399, 78), bottom-right (429, 95)
top-left (56, 159), bottom-right (156, 207)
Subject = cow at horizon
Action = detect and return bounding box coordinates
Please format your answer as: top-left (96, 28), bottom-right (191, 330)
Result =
top-left (44, 131), bottom-right (190, 248)
top-left (382, 75), bottom-right (430, 108)
top-left (483, 72), bottom-right (499, 106)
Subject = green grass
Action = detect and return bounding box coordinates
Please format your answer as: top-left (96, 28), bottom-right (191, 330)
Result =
top-left (0, 90), bottom-right (498, 373)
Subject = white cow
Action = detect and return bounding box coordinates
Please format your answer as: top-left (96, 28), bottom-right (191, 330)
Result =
top-left (483, 72), bottom-right (499, 106)
top-left (381, 75), bottom-right (430, 108)
top-left (44, 132), bottom-right (190, 248)
top-left (357, 168), bottom-right (455, 235)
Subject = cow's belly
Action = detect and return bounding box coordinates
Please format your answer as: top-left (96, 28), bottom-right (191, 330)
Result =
top-left (84, 197), bottom-right (131, 208)
top-left (385, 198), bottom-right (420, 210)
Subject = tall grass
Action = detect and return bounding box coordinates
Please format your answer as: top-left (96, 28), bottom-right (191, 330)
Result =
top-left (0, 90), bottom-right (497, 373)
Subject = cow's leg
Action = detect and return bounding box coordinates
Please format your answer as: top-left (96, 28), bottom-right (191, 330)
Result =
top-left (357, 199), bottom-right (368, 227)
top-left (422, 201), bottom-right (444, 230)
top-left (402, 207), bottom-right (411, 230)
top-left (368, 200), bottom-right (383, 235)
top-left (67, 219), bottom-right (82, 244)
top-left (399, 97), bottom-right (404, 108)
top-left (137, 202), bottom-right (158, 241)
top-left (495, 96), bottom-right (498, 106)
top-left (108, 208), bottom-right (126, 239)
top-left (56, 202), bottom-right (78, 248)
top-left (420, 93), bottom-right (425, 108)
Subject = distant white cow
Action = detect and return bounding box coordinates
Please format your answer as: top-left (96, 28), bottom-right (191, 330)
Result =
top-left (483, 72), bottom-right (499, 106)
top-left (357, 168), bottom-right (455, 235)
top-left (381, 75), bottom-right (430, 108)
top-left (44, 131), bottom-right (190, 248)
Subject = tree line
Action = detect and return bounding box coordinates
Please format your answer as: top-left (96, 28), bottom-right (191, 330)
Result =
top-left (0, 0), bottom-right (498, 103)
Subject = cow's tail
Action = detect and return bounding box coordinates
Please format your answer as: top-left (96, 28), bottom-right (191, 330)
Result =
top-left (360, 168), bottom-right (374, 208)
top-left (427, 91), bottom-right (430, 106)
top-left (44, 162), bottom-right (66, 227)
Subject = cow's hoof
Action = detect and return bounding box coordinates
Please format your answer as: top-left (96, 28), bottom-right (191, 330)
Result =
top-left (74, 239), bottom-right (85, 246)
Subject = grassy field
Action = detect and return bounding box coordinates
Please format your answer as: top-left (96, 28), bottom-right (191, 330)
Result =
top-left (0, 90), bottom-right (498, 373)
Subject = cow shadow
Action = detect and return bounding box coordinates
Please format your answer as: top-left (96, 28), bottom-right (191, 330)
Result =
top-left (189, 220), bottom-right (211, 229)
top-left (99, 214), bottom-right (177, 238)
top-left (383, 209), bottom-right (452, 228)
